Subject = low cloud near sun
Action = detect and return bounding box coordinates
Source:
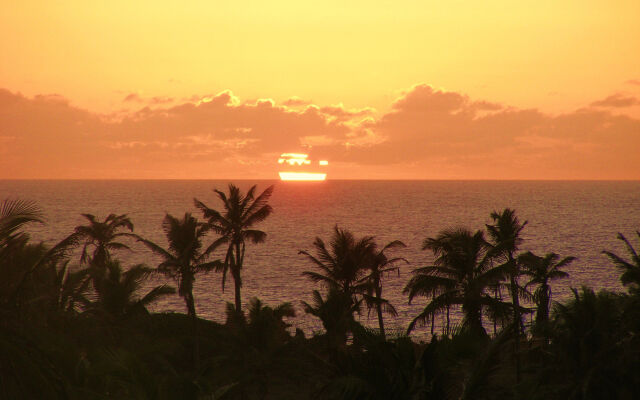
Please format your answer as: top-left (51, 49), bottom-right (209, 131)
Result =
top-left (1, 84), bottom-right (639, 179)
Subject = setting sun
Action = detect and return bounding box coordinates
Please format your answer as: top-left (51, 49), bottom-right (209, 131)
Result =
top-left (0, 0), bottom-right (638, 180)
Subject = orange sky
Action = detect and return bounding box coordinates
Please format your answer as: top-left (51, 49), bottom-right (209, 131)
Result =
top-left (1, 1), bottom-right (639, 179)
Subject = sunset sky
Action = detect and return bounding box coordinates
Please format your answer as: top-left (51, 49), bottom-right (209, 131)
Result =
top-left (1, 0), bottom-right (639, 179)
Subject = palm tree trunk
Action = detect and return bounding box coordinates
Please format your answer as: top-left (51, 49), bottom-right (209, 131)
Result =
top-left (446, 305), bottom-right (450, 335)
top-left (537, 286), bottom-right (550, 326)
top-left (185, 291), bottom-right (200, 372)
top-left (509, 256), bottom-right (522, 384)
top-left (493, 286), bottom-right (498, 336)
top-left (431, 313), bottom-right (435, 336)
top-left (234, 275), bottom-right (242, 316)
top-left (233, 241), bottom-right (243, 315)
top-left (375, 287), bottom-right (385, 340)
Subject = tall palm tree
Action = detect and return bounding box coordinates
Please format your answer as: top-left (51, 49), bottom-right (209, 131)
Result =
top-left (404, 228), bottom-right (511, 336)
top-left (359, 240), bottom-right (408, 339)
top-left (485, 208), bottom-right (528, 331)
top-left (194, 184), bottom-right (274, 315)
top-left (602, 231), bottom-right (640, 294)
top-left (90, 260), bottom-right (175, 318)
top-left (137, 212), bottom-right (220, 373)
top-left (485, 208), bottom-right (528, 382)
top-left (519, 251), bottom-right (574, 327)
top-left (73, 213), bottom-right (135, 269)
top-left (136, 213), bottom-right (220, 319)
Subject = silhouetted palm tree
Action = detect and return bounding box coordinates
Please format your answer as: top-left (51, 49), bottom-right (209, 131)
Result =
top-left (359, 240), bottom-right (407, 339)
top-left (548, 287), bottom-right (634, 398)
top-left (301, 226), bottom-right (375, 296)
top-left (245, 297), bottom-right (296, 349)
top-left (486, 208), bottom-right (528, 331)
top-left (602, 231), bottom-right (640, 294)
top-left (90, 260), bottom-right (175, 318)
top-left (195, 184), bottom-right (273, 315)
top-left (136, 212), bottom-right (220, 372)
top-left (519, 251), bottom-right (574, 327)
top-left (404, 228), bottom-right (510, 336)
top-left (73, 213), bottom-right (135, 269)
top-left (486, 208), bottom-right (528, 382)
top-left (1, 199), bottom-right (81, 313)
top-left (136, 213), bottom-right (220, 319)
top-left (302, 287), bottom-right (363, 347)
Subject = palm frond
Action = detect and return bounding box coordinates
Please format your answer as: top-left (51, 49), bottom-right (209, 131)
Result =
top-left (0, 199), bottom-right (44, 243)
top-left (138, 284), bottom-right (176, 307)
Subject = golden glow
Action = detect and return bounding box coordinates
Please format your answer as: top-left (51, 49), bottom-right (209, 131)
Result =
top-left (281, 153), bottom-right (309, 158)
top-left (2, 2), bottom-right (639, 179)
top-left (319, 160), bottom-right (329, 166)
top-left (279, 153), bottom-right (312, 166)
top-left (279, 172), bottom-right (327, 181)
top-left (2, 1), bottom-right (639, 114)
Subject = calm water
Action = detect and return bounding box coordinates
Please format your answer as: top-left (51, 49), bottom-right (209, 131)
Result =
top-left (1, 180), bottom-right (639, 336)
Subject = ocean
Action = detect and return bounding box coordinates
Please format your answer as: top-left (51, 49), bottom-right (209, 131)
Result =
top-left (1, 180), bottom-right (639, 336)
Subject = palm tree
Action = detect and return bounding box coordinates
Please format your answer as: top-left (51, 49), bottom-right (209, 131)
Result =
top-left (486, 208), bottom-right (528, 331)
top-left (90, 260), bottom-right (175, 318)
top-left (195, 184), bottom-right (273, 315)
top-left (245, 297), bottom-right (296, 349)
top-left (1, 199), bottom-right (82, 313)
top-left (359, 240), bottom-right (408, 340)
top-left (300, 226), bottom-right (375, 296)
top-left (73, 213), bottom-right (135, 269)
top-left (519, 251), bottom-right (574, 327)
top-left (602, 231), bottom-right (640, 294)
top-left (404, 228), bottom-right (511, 336)
top-left (548, 287), bottom-right (632, 398)
top-left (136, 213), bottom-right (220, 319)
top-left (485, 208), bottom-right (528, 382)
top-left (1, 199), bottom-right (44, 308)
top-left (302, 287), bottom-right (363, 347)
top-left (136, 213), bottom-right (220, 372)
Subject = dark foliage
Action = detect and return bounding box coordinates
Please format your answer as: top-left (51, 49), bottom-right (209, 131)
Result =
top-left (1, 197), bottom-right (638, 400)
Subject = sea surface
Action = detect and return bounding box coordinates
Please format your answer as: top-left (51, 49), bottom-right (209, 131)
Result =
top-left (1, 180), bottom-right (639, 337)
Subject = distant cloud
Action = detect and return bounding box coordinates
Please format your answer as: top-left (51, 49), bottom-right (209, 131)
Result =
top-left (471, 100), bottom-right (503, 111)
top-left (282, 97), bottom-right (310, 107)
top-left (626, 79), bottom-right (640, 86)
top-left (1, 85), bottom-right (639, 179)
top-left (590, 93), bottom-right (639, 108)
top-left (123, 93), bottom-right (175, 105)
top-left (123, 93), bottom-right (141, 102)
